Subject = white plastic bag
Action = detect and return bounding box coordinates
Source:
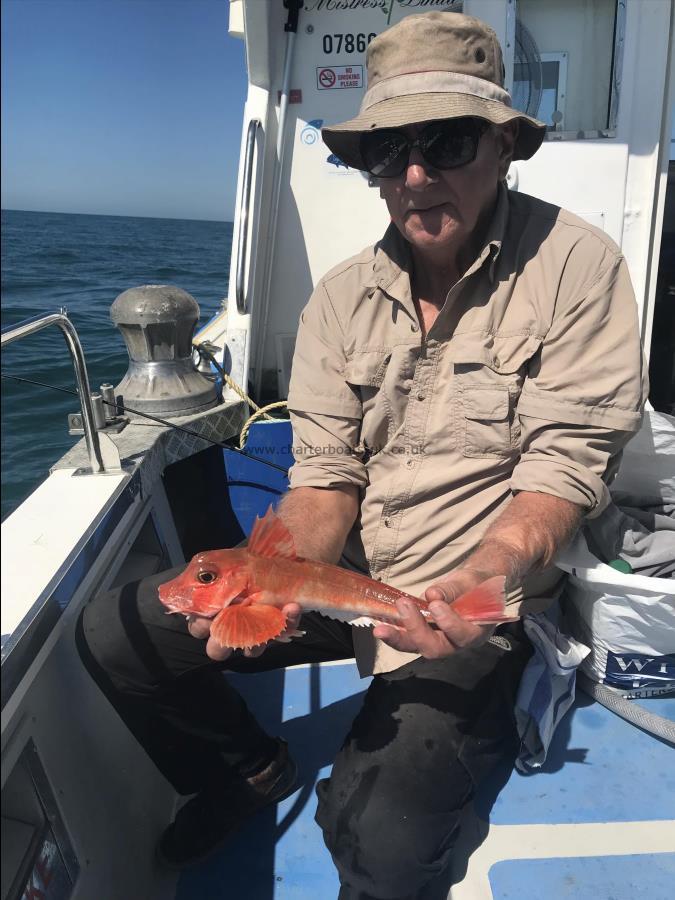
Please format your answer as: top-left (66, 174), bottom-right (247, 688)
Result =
top-left (557, 533), bottom-right (675, 697)
top-left (556, 410), bottom-right (675, 698)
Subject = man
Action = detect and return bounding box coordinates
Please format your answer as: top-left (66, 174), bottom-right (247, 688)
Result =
top-left (77, 11), bottom-right (647, 900)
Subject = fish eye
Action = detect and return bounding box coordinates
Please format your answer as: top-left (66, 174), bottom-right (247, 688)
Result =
top-left (197, 570), bottom-right (217, 584)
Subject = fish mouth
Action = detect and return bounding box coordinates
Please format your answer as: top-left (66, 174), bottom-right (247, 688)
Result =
top-left (162, 600), bottom-right (190, 614)
top-left (158, 579), bottom-right (193, 613)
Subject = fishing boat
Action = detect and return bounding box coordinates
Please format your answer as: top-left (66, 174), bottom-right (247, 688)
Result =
top-left (2, 1), bottom-right (674, 897)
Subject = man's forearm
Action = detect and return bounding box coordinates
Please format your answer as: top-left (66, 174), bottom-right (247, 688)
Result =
top-left (457, 491), bottom-right (583, 586)
top-left (277, 485), bottom-right (359, 563)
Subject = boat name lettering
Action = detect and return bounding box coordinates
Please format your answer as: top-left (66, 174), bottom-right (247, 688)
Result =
top-left (396, 0), bottom-right (462, 8)
top-left (304, 0), bottom-right (388, 12)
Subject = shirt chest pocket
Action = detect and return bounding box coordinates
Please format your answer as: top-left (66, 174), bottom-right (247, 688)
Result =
top-left (344, 350), bottom-right (394, 453)
top-left (453, 335), bottom-right (541, 459)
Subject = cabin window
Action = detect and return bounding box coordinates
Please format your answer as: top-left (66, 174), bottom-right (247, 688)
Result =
top-left (514, 51), bottom-right (568, 132)
top-left (514, 0), bottom-right (622, 137)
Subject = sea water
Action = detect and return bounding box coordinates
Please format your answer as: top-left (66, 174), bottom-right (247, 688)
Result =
top-left (1, 209), bottom-right (233, 520)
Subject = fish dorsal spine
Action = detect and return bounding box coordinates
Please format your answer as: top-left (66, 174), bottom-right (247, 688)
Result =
top-left (248, 506), bottom-right (297, 559)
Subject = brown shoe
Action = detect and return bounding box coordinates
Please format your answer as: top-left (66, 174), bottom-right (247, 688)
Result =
top-left (156, 739), bottom-right (297, 869)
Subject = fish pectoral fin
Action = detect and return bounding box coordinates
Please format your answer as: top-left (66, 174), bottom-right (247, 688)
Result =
top-left (248, 506), bottom-right (297, 560)
top-left (210, 604), bottom-right (288, 650)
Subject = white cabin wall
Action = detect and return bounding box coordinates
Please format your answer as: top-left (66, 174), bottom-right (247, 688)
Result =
top-left (642, 3), bottom-right (675, 356)
top-left (615, 0), bottom-right (672, 348)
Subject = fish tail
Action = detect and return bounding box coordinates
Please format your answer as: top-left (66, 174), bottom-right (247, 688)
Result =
top-left (451, 575), bottom-right (516, 623)
top-left (210, 603), bottom-right (288, 650)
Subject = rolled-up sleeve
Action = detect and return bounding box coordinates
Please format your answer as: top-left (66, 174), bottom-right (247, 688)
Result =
top-left (287, 282), bottom-right (368, 491)
top-left (512, 247), bottom-right (648, 516)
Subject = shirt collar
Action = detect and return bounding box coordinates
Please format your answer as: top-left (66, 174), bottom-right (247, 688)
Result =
top-left (483, 180), bottom-right (509, 283)
top-left (368, 181), bottom-right (510, 305)
top-left (368, 222), bottom-right (415, 315)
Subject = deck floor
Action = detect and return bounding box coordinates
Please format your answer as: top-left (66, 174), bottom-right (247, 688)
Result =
top-left (176, 662), bottom-right (675, 900)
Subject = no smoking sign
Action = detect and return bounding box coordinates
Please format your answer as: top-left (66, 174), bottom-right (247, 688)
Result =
top-left (318, 68), bottom-right (336, 89)
top-left (316, 65), bottom-right (363, 91)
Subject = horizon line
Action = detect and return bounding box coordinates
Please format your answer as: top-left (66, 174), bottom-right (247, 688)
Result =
top-left (1, 207), bottom-right (232, 225)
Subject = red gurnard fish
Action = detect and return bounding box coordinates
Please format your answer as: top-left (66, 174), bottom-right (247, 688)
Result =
top-left (158, 508), bottom-right (519, 650)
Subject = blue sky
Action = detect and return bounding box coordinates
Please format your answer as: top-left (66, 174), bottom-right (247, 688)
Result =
top-left (1, 0), bottom-right (248, 221)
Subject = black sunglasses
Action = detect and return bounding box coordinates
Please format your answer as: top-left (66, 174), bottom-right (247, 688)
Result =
top-left (359, 118), bottom-right (489, 178)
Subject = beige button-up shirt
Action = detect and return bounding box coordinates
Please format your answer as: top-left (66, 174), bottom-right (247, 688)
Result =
top-left (287, 184), bottom-right (647, 676)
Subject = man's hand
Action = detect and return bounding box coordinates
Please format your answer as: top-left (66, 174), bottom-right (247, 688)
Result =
top-left (372, 492), bottom-right (583, 659)
top-left (186, 603), bottom-right (303, 662)
top-left (372, 570), bottom-right (494, 659)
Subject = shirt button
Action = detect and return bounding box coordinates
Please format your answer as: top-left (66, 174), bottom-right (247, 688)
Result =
top-left (410, 323), bottom-right (420, 333)
top-left (384, 517), bottom-right (391, 527)
top-left (406, 459), bottom-right (414, 468)
top-left (417, 393), bottom-right (425, 402)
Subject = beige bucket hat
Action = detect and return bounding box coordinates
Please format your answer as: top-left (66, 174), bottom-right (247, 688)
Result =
top-left (322, 11), bottom-right (546, 169)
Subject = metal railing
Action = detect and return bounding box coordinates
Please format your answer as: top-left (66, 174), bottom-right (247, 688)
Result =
top-left (1, 310), bottom-right (106, 473)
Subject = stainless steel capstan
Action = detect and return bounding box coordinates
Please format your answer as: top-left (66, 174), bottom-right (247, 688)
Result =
top-left (111, 285), bottom-right (219, 417)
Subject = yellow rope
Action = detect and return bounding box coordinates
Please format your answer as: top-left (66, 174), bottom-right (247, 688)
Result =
top-left (239, 400), bottom-right (288, 448)
top-left (221, 371), bottom-right (265, 412)
top-left (218, 371), bottom-right (287, 448)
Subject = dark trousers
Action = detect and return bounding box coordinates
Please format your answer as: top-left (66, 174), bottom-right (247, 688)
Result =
top-left (76, 567), bottom-right (532, 900)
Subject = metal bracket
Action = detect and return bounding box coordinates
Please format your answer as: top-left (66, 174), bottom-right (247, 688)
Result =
top-left (67, 419), bottom-right (126, 475)
top-left (68, 413), bottom-right (129, 436)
